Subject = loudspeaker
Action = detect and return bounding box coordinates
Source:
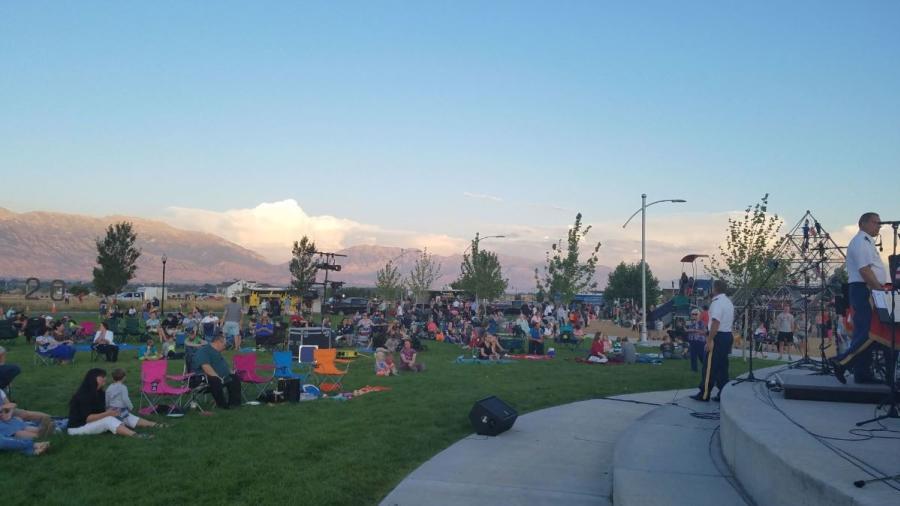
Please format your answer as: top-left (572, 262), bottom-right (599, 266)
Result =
top-left (468, 396), bottom-right (517, 436)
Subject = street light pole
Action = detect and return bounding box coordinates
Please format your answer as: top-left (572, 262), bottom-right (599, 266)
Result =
top-left (161, 254), bottom-right (167, 315)
top-left (623, 195), bottom-right (687, 343)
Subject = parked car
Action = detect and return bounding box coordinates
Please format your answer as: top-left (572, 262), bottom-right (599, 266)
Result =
top-left (116, 292), bottom-right (144, 301)
top-left (488, 300), bottom-right (528, 316)
top-left (324, 297), bottom-right (369, 315)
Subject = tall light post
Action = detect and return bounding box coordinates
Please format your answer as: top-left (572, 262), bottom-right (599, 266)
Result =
top-left (160, 254), bottom-right (168, 315)
top-left (623, 194), bottom-right (686, 342)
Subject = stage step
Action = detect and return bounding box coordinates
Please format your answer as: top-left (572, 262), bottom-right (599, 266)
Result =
top-left (612, 398), bottom-right (752, 506)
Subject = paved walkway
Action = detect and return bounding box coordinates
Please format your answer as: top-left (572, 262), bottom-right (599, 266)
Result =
top-left (381, 390), bottom-right (706, 506)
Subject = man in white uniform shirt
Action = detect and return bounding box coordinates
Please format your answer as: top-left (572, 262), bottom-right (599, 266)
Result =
top-left (691, 280), bottom-right (734, 402)
top-left (831, 212), bottom-right (889, 384)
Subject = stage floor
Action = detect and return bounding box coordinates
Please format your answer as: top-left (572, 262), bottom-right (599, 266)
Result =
top-left (721, 366), bottom-right (900, 506)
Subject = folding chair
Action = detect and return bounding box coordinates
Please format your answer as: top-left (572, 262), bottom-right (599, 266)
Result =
top-left (202, 322), bottom-right (216, 341)
top-left (273, 351), bottom-right (308, 383)
top-left (33, 346), bottom-right (53, 366)
top-left (233, 353), bottom-right (274, 403)
top-left (298, 345), bottom-right (318, 374)
top-left (79, 322), bottom-right (96, 341)
top-left (138, 359), bottom-right (190, 416)
top-left (0, 320), bottom-right (17, 343)
top-left (313, 348), bottom-right (350, 393)
top-left (123, 317), bottom-right (145, 343)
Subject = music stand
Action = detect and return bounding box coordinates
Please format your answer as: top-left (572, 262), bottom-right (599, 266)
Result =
top-left (857, 222), bottom-right (899, 426)
top-left (733, 261), bottom-right (782, 385)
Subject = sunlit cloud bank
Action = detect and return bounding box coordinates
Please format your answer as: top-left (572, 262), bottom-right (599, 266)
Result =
top-left (163, 200), bottom-right (869, 282)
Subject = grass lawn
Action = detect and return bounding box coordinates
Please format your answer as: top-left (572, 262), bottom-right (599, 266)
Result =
top-left (0, 335), bottom-right (777, 505)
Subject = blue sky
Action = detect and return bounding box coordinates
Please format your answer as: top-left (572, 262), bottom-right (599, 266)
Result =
top-left (1, 2), bottom-right (898, 277)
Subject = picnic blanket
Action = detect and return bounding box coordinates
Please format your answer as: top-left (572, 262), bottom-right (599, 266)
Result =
top-left (455, 356), bottom-right (513, 364)
top-left (506, 354), bottom-right (553, 361)
top-left (74, 343), bottom-right (140, 353)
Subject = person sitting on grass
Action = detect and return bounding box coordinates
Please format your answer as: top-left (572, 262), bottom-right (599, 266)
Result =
top-left (375, 347), bottom-right (398, 376)
top-left (139, 338), bottom-right (162, 360)
top-left (35, 322), bottom-right (76, 364)
top-left (528, 321), bottom-right (544, 355)
top-left (399, 339), bottom-right (425, 372)
top-left (659, 335), bottom-right (676, 359)
top-left (1, 400), bottom-right (51, 456)
top-left (67, 368), bottom-right (154, 438)
top-left (587, 332), bottom-right (609, 363)
top-left (93, 322), bottom-right (119, 362)
top-left (106, 368), bottom-right (166, 427)
top-left (479, 334), bottom-right (504, 360)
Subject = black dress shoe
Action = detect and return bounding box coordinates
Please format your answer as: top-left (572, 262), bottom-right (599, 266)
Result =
top-left (689, 393), bottom-right (709, 402)
top-left (830, 359), bottom-right (846, 384)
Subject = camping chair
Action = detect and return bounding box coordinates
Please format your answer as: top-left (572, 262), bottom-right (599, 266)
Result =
top-left (139, 359), bottom-right (191, 416)
top-left (0, 320), bottom-right (17, 343)
top-left (33, 345), bottom-right (54, 366)
top-left (24, 317), bottom-right (46, 343)
top-left (313, 348), bottom-right (350, 393)
top-left (123, 317), bottom-right (145, 343)
top-left (272, 351), bottom-right (307, 383)
top-left (202, 322), bottom-right (216, 341)
top-left (232, 353), bottom-right (275, 403)
top-left (79, 321), bottom-right (96, 340)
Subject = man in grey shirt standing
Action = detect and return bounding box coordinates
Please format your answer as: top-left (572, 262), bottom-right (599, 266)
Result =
top-left (222, 297), bottom-right (244, 350)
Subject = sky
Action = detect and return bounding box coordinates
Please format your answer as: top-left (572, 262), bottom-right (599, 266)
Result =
top-left (1, 1), bottom-right (898, 281)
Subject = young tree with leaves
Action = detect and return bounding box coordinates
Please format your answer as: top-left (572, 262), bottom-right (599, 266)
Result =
top-left (289, 236), bottom-right (319, 292)
top-left (604, 262), bottom-right (662, 307)
top-left (375, 260), bottom-right (404, 302)
top-left (707, 194), bottom-right (787, 297)
top-left (534, 213), bottom-right (602, 304)
top-left (451, 234), bottom-right (508, 303)
top-left (92, 222), bottom-right (141, 296)
top-left (406, 248), bottom-right (442, 304)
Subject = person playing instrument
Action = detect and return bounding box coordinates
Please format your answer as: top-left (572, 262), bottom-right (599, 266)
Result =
top-left (831, 212), bottom-right (890, 384)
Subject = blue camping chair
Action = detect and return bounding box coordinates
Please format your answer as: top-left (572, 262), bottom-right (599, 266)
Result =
top-left (273, 351), bottom-right (308, 383)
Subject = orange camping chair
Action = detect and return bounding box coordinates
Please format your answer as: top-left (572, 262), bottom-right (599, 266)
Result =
top-left (313, 348), bottom-right (350, 393)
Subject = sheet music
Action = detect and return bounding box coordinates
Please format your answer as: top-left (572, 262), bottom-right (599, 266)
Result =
top-left (872, 290), bottom-right (900, 322)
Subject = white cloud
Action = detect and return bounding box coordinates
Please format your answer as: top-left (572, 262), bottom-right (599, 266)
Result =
top-left (462, 192), bottom-right (504, 202)
top-left (164, 199), bottom-right (469, 263)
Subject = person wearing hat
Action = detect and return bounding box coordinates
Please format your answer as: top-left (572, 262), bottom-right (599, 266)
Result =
top-left (685, 309), bottom-right (707, 372)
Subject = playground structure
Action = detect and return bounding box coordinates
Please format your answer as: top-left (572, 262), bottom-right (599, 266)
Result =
top-left (731, 211), bottom-right (847, 365)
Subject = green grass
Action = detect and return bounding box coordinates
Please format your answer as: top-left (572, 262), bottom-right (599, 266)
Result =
top-left (0, 336), bottom-right (777, 505)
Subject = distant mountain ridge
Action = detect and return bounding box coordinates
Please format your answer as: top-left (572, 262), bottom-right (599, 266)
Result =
top-left (0, 208), bottom-right (609, 289)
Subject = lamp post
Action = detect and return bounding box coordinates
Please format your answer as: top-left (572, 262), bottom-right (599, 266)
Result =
top-left (160, 254), bottom-right (167, 315)
top-left (623, 194), bottom-right (686, 342)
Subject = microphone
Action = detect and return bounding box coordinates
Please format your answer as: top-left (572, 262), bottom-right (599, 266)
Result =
top-left (878, 220), bottom-right (900, 226)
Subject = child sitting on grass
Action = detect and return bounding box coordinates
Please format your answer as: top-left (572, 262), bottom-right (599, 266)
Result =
top-left (374, 347), bottom-right (399, 376)
top-left (139, 339), bottom-right (161, 360)
top-left (105, 368), bottom-right (165, 428)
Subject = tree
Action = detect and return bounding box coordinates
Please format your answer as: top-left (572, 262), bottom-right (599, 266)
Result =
top-left (289, 236), bottom-right (318, 293)
top-left (68, 284), bottom-right (91, 297)
top-left (707, 194), bottom-right (788, 296)
top-left (604, 262), bottom-right (662, 307)
top-left (92, 222), bottom-right (141, 296)
top-left (406, 248), bottom-right (442, 304)
top-left (534, 213), bottom-right (602, 304)
top-left (451, 234), bottom-right (508, 302)
top-left (375, 260), bottom-right (404, 301)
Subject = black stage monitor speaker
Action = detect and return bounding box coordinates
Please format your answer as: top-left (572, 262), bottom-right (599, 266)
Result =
top-left (469, 396), bottom-right (517, 436)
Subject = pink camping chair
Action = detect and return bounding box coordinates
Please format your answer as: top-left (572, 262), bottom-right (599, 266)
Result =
top-left (233, 353), bottom-right (275, 403)
top-left (139, 359), bottom-right (191, 416)
top-left (80, 321), bottom-right (96, 339)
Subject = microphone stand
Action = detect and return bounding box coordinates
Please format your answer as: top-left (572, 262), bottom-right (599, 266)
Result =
top-left (733, 262), bottom-right (782, 385)
top-left (857, 222), bottom-right (899, 425)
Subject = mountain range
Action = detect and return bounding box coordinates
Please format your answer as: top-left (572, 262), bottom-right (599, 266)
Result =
top-left (0, 208), bottom-right (610, 289)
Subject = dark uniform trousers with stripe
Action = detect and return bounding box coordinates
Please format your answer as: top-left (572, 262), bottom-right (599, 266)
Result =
top-left (698, 331), bottom-right (733, 400)
top-left (833, 282), bottom-right (876, 380)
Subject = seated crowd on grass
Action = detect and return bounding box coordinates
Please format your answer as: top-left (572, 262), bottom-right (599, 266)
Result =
top-left (1, 295), bottom-right (611, 456)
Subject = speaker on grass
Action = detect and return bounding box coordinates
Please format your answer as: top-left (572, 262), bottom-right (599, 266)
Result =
top-left (468, 396), bottom-right (517, 436)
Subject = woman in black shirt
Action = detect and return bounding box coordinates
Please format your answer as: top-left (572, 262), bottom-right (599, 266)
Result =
top-left (66, 368), bottom-right (146, 437)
